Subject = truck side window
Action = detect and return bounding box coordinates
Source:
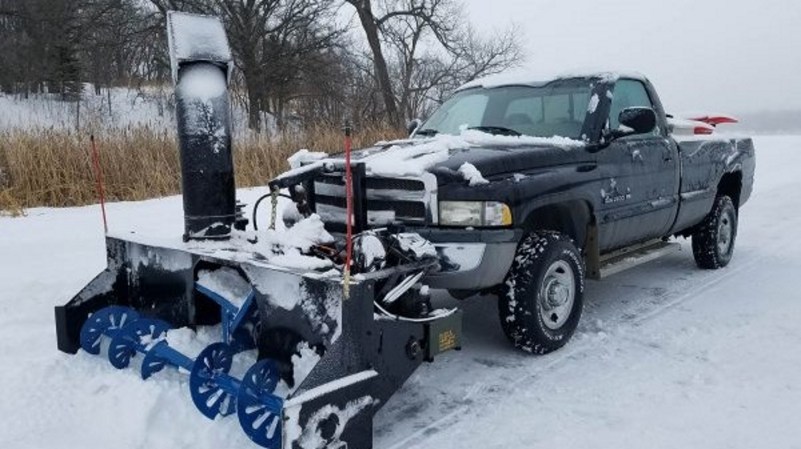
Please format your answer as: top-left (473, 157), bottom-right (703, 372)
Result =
top-left (609, 79), bottom-right (656, 133)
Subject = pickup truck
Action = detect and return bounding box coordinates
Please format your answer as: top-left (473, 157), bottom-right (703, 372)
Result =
top-left (287, 71), bottom-right (756, 355)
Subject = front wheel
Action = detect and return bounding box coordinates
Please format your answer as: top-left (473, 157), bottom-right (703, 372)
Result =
top-left (692, 195), bottom-right (738, 269)
top-left (498, 232), bottom-right (585, 354)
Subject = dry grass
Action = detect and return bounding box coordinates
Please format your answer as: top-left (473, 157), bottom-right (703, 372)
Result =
top-left (0, 124), bottom-right (403, 211)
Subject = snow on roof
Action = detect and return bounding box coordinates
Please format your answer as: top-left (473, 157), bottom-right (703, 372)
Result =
top-left (456, 69), bottom-right (647, 92)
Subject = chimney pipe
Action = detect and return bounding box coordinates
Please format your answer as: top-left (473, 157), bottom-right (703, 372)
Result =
top-left (167, 12), bottom-right (235, 240)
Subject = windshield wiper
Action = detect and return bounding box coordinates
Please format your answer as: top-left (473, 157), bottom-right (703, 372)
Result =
top-left (467, 126), bottom-right (521, 136)
top-left (414, 128), bottom-right (439, 136)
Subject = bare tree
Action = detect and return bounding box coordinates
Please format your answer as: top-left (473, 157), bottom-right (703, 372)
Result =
top-left (344, 0), bottom-right (404, 126)
top-left (402, 23), bottom-right (523, 117)
top-left (345, 0), bottom-right (522, 126)
top-left (148, 0), bottom-right (345, 131)
top-left (0, 0), bottom-right (165, 98)
top-left (0, 0), bottom-right (520, 134)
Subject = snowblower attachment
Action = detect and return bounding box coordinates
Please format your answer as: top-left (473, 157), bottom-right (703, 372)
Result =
top-left (54, 11), bottom-right (462, 449)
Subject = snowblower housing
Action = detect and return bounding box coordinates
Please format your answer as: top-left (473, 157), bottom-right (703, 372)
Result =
top-left (54, 12), bottom-right (462, 449)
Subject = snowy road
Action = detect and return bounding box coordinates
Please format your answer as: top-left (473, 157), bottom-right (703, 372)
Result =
top-left (2, 136), bottom-right (800, 449)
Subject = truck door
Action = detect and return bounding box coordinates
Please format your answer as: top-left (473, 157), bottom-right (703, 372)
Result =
top-left (597, 79), bottom-right (679, 251)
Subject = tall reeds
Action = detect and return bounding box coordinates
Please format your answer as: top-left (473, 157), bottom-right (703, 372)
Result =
top-left (0, 124), bottom-right (403, 212)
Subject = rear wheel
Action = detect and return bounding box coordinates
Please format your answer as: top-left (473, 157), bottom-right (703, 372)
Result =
top-left (692, 195), bottom-right (737, 269)
top-left (498, 231), bottom-right (585, 354)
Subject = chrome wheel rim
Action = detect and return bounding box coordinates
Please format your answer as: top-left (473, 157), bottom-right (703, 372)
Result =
top-left (718, 213), bottom-right (734, 255)
top-left (538, 260), bottom-right (575, 330)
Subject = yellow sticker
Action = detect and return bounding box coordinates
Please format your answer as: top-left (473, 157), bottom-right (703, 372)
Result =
top-left (438, 329), bottom-right (457, 352)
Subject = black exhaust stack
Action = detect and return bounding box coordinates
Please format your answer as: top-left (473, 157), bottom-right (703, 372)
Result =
top-left (167, 12), bottom-right (235, 240)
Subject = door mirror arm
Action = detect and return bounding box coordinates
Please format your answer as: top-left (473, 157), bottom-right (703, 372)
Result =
top-left (587, 129), bottom-right (624, 153)
top-left (407, 118), bottom-right (422, 136)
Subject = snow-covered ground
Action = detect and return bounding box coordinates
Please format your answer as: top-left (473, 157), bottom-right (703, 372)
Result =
top-left (0, 87), bottom-right (176, 131)
top-left (2, 135), bottom-right (800, 448)
top-left (0, 88), bottom-right (278, 135)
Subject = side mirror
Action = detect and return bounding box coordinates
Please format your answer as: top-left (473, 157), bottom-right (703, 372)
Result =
top-left (618, 107), bottom-right (657, 135)
top-left (407, 118), bottom-right (422, 136)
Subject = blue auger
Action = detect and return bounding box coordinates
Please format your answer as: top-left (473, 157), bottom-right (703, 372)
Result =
top-left (77, 279), bottom-right (284, 449)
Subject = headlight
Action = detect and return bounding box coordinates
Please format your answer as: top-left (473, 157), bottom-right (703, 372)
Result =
top-left (439, 201), bottom-right (512, 227)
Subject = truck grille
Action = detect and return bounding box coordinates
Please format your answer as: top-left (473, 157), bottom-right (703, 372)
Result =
top-left (313, 173), bottom-right (437, 227)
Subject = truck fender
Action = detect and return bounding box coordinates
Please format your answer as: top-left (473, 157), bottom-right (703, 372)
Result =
top-left (520, 199), bottom-right (596, 252)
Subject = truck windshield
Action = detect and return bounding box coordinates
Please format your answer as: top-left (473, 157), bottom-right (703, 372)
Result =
top-left (419, 82), bottom-right (593, 140)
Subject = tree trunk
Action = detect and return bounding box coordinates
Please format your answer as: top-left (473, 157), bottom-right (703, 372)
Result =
top-left (242, 66), bottom-right (262, 132)
top-left (353, 3), bottom-right (400, 127)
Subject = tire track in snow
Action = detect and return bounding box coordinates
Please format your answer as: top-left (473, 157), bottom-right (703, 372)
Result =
top-left (382, 244), bottom-right (775, 449)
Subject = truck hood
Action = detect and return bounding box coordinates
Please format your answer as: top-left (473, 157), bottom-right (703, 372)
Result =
top-left (343, 131), bottom-right (587, 182)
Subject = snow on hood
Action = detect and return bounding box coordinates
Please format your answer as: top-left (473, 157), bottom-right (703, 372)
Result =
top-left (458, 162), bottom-right (489, 186)
top-left (285, 130), bottom-right (584, 179)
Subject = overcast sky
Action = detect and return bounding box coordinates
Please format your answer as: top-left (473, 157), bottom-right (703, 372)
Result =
top-left (462, 0), bottom-right (801, 114)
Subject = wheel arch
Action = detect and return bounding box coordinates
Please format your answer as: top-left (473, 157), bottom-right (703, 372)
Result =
top-left (521, 199), bottom-right (595, 250)
top-left (717, 170), bottom-right (743, 209)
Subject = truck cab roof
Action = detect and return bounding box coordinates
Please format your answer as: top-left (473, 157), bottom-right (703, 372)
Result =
top-left (456, 70), bottom-right (649, 92)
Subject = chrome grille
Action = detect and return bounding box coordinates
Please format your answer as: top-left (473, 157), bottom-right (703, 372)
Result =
top-left (313, 173), bottom-right (437, 226)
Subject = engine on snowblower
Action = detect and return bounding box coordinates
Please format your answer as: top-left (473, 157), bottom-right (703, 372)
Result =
top-left (54, 11), bottom-right (462, 449)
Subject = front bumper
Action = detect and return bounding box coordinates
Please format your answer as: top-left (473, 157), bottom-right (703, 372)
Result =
top-left (412, 228), bottom-right (523, 290)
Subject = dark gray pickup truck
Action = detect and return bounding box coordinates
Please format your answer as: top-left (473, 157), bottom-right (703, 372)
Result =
top-left (290, 72), bottom-right (755, 354)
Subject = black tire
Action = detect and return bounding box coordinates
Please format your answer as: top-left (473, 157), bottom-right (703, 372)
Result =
top-left (498, 231), bottom-right (585, 354)
top-left (692, 195), bottom-right (737, 269)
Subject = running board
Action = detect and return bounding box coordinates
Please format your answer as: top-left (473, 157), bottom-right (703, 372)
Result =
top-left (589, 240), bottom-right (681, 280)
